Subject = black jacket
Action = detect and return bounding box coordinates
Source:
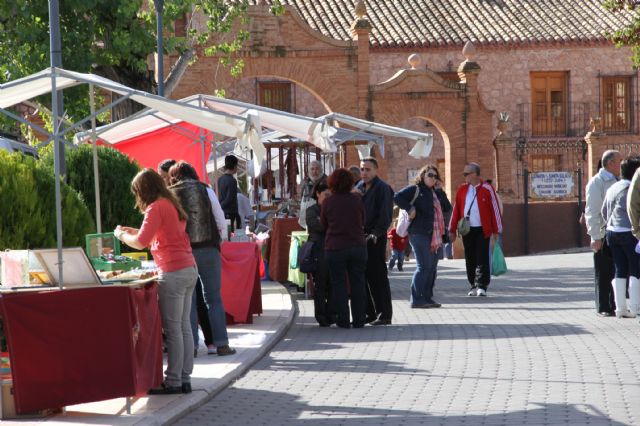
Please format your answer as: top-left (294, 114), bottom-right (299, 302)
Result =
top-left (394, 184), bottom-right (452, 236)
top-left (218, 173), bottom-right (238, 214)
top-left (356, 176), bottom-right (393, 238)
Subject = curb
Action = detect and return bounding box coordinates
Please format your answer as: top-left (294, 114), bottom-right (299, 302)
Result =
top-left (135, 283), bottom-right (297, 426)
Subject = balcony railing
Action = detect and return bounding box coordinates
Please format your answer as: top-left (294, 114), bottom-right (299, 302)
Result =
top-left (512, 102), bottom-right (637, 138)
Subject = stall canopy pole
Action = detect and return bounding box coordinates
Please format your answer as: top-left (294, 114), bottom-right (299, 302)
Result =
top-left (198, 96), bottom-right (206, 181)
top-left (89, 84), bottom-right (102, 233)
top-left (49, 0), bottom-right (64, 289)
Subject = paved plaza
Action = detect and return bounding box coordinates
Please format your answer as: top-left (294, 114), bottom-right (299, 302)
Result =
top-left (176, 252), bottom-right (640, 426)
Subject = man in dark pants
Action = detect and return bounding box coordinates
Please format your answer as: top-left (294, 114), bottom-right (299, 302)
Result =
top-left (449, 163), bottom-right (502, 297)
top-left (585, 150), bottom-right (621, 316)
top-left (356, 157), bottom-right (394, 325)
top-left (218, 155), bottom-right (241, 232)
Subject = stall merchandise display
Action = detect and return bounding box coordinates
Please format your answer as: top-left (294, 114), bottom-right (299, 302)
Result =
top-left (85, 233), bottom-right (141, 272)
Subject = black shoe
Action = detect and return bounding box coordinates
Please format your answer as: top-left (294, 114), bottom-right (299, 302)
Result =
top-left (337, 322), bottom-right (351, 329)
top-left (216, 345), bottom-right (237, 356)
top-left (352, 323), bottom-right (365, 328)
top-left (181, 383), bottom-right (192, 394)
top-left (148, 383), bottom-right (183, 395)
top-left (597, 311), bottom-right (614, 317)
top-left (398, 267), bottom-right (403, 272)
top-left (370, 318), bottom-right (391, 326)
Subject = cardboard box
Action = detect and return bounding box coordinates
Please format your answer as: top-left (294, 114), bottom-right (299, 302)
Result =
top-left (1, 380), bottom-right (57, 419)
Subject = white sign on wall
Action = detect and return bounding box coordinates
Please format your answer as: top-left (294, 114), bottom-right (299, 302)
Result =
top-left (530, 171), bottom-right (574, 198)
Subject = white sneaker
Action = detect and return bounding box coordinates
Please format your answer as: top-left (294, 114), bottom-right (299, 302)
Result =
top-left (468, 288), bottom-right (477, 296)
top-left (477, 288), bottom-right (487, 297)
top-left (616, 310), bottom-right (636, 319)
top-left (207, 344), bottom-right (217, 355)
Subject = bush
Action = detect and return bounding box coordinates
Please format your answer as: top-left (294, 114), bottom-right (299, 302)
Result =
top-left (39, 144), bottom-right (142, 233)
top-left (0, 151), bottom-right (94, 249)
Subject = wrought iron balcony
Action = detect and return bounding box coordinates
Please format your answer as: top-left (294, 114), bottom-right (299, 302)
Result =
top-left (512, 102), bottom-right (636, 138)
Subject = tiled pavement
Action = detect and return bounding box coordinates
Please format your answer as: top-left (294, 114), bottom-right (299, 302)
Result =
top-left (175, 252), bottom-right (640, 426)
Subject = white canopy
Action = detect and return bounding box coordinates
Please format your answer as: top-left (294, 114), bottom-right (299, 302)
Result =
top-left (0, 68), bottom-right (258, 142)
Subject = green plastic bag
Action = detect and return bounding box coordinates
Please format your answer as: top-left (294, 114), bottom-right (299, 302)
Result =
top-left (491, 243), bottom-right (507, 276)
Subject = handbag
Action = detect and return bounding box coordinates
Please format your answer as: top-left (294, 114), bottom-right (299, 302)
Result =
top-left (396, 185), bottom-right (420, 238)
top-left (298, 240), bottom-right (318, 273)
top-left (491, 243), bottom-right (507, 276)
top-left (457, 190), bottom-right (478, 237)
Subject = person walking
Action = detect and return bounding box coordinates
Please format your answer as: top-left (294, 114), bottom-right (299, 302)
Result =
top-left (395, 165), bottom-right (450, 308)
top-left (169, 161), bottom-right (236, 356)
top-left (321, 168), bottom-right (368, 328)
top-left (586, 150), bottom-right (622, 316)
top-left (218, 155), bottom-right (241, 232)
top-left (356, 157), bottom-right (394, 325)
top-left (448, 162), bottom-right (502, 297)
top-left (387, 221), bottom-right (408, 272)
top-left (306, 179), bottom-right (334, 326)
top-left (603, 156), bottom-right (640, 318)
top-left (115, 169), bottom-right (198, 394)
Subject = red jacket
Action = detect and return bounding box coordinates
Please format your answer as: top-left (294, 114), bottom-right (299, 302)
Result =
top-left (387, 228), bottom-right (409, 250)
top-left (449, 182), bottom-right (502, 238)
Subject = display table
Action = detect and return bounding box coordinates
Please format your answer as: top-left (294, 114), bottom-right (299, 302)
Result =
top-left (0, 283), bottom-right (163, 414)
top-left (288, 231), bottom-right (308, 288)
top-left (267, 218), bottom-right (303, 282)
top-left (220, 242), bottom-right (262, 324)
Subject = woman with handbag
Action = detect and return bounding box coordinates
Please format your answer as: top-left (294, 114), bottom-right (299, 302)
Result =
top-left (394, 165), bottom-right (451, 308)
top-left (305, 179), bottom-right (334, 326)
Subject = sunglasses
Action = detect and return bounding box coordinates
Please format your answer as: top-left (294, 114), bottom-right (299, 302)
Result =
top-left (426, 173), bottom-right (437, 178)
top-left (463, 172), bottom-right (474, 176)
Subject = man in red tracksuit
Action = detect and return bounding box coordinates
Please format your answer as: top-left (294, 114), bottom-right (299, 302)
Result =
top-left (448, 162), bottom-right (502, 297)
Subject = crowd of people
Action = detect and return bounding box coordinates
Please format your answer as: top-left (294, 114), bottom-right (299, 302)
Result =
top-left (110, 153), bottom-right (505, 392)
top-left (585, 149), bottom-right (640, 319)
top-left (303, 158), bottom-right (503, 328)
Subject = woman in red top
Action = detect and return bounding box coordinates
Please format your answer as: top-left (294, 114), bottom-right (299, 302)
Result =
top-left (115, 168), bottom-right (198, 395)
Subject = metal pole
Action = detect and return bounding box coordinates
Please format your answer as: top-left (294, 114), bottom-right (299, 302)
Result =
top-left (198, 96), bottom-right (206, 181)
top-left (49, 0), bottom-right (66, 176)
top-left (154, 0), bottom-right (165, 96)
top-left (577, 166), bottom-right (583, 248)
top-left (90, 84), bottom-right (102, 233)
top-left (523, 168), bottom-right (529, 255)
top-left (49, 0), bottom-right (64, 289)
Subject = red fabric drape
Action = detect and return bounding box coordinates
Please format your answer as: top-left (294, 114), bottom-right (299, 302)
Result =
top-left (106, 121), bottom-right (212, 182)
top-left (220, 242), bottom-right (262, 324)
top-left (0, 283), bottom-right (163, 414)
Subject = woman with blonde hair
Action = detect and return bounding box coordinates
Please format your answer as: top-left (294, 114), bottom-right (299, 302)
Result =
top-left (115, 168), bottom-right (198, 394)
top-left (394, 165), bottom-right (451, 308)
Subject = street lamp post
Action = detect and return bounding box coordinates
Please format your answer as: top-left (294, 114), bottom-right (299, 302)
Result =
top-left (154, 0), bottom-right (165, 97)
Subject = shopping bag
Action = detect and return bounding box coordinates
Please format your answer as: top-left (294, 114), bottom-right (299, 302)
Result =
top-left (491, 243), bottom-right (507, 276)
top-left (396, 209), bottom-right (411, 237)
top-left (298, 241), bottom-right (317, 273)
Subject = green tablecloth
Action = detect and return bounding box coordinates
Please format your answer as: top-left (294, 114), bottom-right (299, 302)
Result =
top-left (287, 231), bottom-right (308, 288)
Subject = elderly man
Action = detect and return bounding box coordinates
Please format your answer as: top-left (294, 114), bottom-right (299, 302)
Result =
top-left (586, 149), bottom-right (621, 317)
top-left (449, 162), bottom-right (502, 297)
top-left (299, 160), bottom-right (327, 229)
top-left (356, 157), bottom-right (394, 325)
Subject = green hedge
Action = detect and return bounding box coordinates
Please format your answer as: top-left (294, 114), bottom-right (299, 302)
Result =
top-left (0, 151), bottom-right (94, 250)
top-left (39, 144), bottom-right (142, 233)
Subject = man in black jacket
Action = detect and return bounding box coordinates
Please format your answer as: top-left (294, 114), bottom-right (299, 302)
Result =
top-left (218, 155), bottom-right (240, 232)
top-left (356, 157), bottom-right (394, 325)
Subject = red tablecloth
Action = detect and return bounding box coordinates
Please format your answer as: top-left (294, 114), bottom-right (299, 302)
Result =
top-left (0, 283), bottom-right (163, 414)
top-left (267, 218), bottom-right (303, 282)
top-left (221, 242), bottom-right (262, 324)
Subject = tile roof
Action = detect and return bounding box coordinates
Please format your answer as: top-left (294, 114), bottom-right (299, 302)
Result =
top-left (250, 0), bottom-right (634, 48)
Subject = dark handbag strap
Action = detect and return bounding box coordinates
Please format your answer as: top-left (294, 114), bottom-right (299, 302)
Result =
top-left (465, 188), bottom-right (478, 217)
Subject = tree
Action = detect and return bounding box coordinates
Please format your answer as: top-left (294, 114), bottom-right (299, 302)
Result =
top-left (603, 0), bottom-right (640, 67)
top-left (0, 0), bottom-right (282, 131)
top-left (38, 144), bottom-right (142, 233)
top-left (0, 150), bottom-right (94, 250)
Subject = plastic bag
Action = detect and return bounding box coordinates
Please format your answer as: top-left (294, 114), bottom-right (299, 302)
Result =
top-left (396, 209), bottom-right (411, 237)
top-left (491, 243), bottom-right (507, 276)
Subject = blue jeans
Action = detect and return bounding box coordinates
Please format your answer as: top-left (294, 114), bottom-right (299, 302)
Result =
top-left (190, 246), bottom-right (229, 347)
top-left (388, 249), bottom-right (404, 270)
top-left (326, 246), bottom-right (368, 327)
top-left (606, 230), bottom-right (640, 278)
top-left (409, 233), bottom-right (439, 305)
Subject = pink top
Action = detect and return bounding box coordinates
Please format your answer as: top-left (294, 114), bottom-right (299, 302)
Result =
top-left (137, 198), bottom-right (195, 273)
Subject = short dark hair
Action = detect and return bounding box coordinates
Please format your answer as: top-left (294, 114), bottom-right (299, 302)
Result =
top-left (311, 178), bottom-right (329, 201)
top-left (621, 156), bottom-right (640, 181)
top-left (361, 156), bottom-right (378, 169)
top-left (158, 158), bottom-right (176, 173)
top-left (224, 155), bottom-right (239, 170)
top-left (168, 160), bottom-right (200, 184)
top-left (327, 168), bottom-right (355, 194)
top-left (466, 162), bottom-right (480, 175)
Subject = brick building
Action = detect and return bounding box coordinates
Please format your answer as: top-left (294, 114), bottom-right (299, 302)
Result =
top-left (169, 0), bottom-right (638, 255)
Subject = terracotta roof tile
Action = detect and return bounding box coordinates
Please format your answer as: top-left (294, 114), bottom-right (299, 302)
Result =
top-left (250, 0), bottom-right (634, 48)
